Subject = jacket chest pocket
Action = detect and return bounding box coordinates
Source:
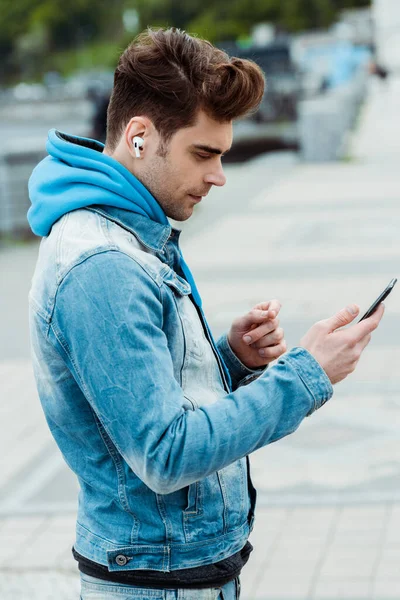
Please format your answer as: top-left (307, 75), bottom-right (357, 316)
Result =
top-left (162, 268), bottom-right (207, 363)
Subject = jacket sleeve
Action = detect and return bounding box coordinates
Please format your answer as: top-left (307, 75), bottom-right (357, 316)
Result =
top-left (52, 250), bottom-right (333, 495)
top-left (216, 333), bottom-right (267, 391)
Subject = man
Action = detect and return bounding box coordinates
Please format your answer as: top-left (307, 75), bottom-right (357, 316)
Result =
top-left (28, 28), bottom-right (383, 600)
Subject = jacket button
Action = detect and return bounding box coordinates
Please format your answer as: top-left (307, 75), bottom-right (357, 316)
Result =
top-left (115, 554), bottom-right (128, 566)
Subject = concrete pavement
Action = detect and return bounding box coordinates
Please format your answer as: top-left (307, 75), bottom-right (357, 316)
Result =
top-left (1, 75), bottom-right (400, 599)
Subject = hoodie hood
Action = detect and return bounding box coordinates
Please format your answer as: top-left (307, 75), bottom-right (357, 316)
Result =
top-left (28, 129), bottom-right (168, 237)
top-left (27, 129), bottom-right (203, 308)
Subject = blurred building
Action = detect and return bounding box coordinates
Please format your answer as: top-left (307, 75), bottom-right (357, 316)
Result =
top-left (374, 0), bottom-right (400, 70)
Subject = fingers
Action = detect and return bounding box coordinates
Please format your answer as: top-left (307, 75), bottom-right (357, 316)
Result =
top-left (251, 326), bottom-right (285, 349)
top-left (334, 305), bottom-right (381, 374)
top-left (253, 299), bottom-right (281, 320)
top-left (323, 304), bottom-right (360, 332)
top-left (246, 320), bottom-right (286, 359)
top-left (257, 340), bottom-right (287, 359)
top-left (350, 303), bottom-right (385, 344)
top-left (240, 301), bottom-right (281, 342)
top-left (240, 308), bottom-right (272, 332)
top-left (242, 317), bottom-right (280, 345)
top-left (253, 301), bottom-right (270, 312)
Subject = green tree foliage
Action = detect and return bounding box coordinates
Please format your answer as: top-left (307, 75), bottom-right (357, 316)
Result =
top-left (0, 0), bottom-right (40, 78)
top-left (0, 0), bottom-right (125, 80)
top-left (134, 0), bottom-right (370, 40)
top-left (0, 0), bottom-right (371, 82)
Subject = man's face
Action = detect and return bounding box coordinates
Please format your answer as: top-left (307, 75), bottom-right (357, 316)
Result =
top-left (138, 111), bottom-right (232, 221)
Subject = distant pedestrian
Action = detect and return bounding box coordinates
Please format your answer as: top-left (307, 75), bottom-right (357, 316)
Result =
top-left (27, 27), bottom-right (384, 599)
top-left (369, 60), bottom-right (390, 81)
top-left (89, 92), bottom-right (110, 143)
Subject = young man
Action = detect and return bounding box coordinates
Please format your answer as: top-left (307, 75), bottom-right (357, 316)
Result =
top-left (28, 28), bottom-right (383, 600)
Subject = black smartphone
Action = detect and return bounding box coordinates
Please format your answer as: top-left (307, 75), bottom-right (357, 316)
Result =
top-left (359, 278), bottom-right (397, 322)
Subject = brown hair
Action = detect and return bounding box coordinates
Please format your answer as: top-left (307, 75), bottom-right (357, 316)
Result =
top-left (106, 27), bottom-right (265, 151)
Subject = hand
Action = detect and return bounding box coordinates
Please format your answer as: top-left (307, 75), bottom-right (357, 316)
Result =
top-left (227, 300), bottom-right (287, 370)
top-left (300, 303), bottom-right (385, 384)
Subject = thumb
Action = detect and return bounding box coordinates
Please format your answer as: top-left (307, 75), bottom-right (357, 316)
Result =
top-left (324, 304), bottom-right (360, 332)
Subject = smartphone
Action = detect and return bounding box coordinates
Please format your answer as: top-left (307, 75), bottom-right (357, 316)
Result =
top-left (359, 278), bottom-right (397, 321)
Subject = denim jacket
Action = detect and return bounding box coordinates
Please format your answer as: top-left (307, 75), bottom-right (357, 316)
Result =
top-left (28, 204), bottom-right (333, 572)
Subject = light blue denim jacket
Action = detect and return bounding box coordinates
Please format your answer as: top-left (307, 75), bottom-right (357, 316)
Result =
top-left (29, 204), bottom-right (333, 573)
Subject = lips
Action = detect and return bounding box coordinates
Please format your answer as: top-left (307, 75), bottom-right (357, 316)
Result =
top-left (189, 191), bottom-right (209, 201)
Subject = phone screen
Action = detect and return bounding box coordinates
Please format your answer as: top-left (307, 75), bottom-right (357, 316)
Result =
top-left (359, 278), bottom-right (397, 322)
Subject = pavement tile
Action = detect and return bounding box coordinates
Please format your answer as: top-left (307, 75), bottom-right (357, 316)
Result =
top-left (0, 572), bottom-right (80, 600)
top-left (338, 507), bottom-right (388, 518)
top-left (375, 559), bottom-right (400, 578)
top-left (267, 551), bottom-right (325, 568)
top-left (1, 516), bottom-right (75, 569)
top-left (43, 515), bottom-right (76, 533)
top-left (391, 507), bottom-right (400, 519)
top-left (384, 527), bottom-right (400, 545)
top-left (0, 518), bottom-right (47, 565)
top-left (371, 579), bottom-right (400, 598)
top-left (379, 547), bottom-right (400, 561)
top-left (0, 517), bottom-right (47, 534)
top-left (52, 546), bottom-right (78, 572)
top-left (240, 566), bottom-right (264, 599)
top-left (265, 561), bottom-right (319, 579)
top-left (5, 534), bottom-right (73, 569)
top-left (386, 515), bottom-right (400, 526)
top-left (335, 519), bottom-right (386, 532)
top-left (280, 508), bottom-right (337, 528)
top-left (319, 554), bottom-right (377, 578)
top-left (335, 511), bottom-right (387, 528)
top-left (251, 571), bottom-right (313, 599)
top-left (322, 551), bottom-right (377, 566)
top-left (250, 520), bottom-right (286, 543)
top-left (330, 530), bottom-right (384, 546)
top-left (275, 534), bottom-right (330, 546)
top-left (248, 510), bottom-right (288, 566)
top-left (311, 578), bottom-right (372, 599)
top-left (279, 527), bottom-right (333, 540)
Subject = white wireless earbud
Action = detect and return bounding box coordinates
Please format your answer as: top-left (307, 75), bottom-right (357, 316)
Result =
top-left (133, 136), bottom-right (144, 158)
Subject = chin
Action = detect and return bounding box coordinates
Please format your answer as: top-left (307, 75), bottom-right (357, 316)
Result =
top-left (167, 208), bottom-right (194, 222)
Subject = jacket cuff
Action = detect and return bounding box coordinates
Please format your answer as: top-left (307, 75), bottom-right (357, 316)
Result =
top-left (216, 333), bottom-right (267, 391)
top-left (284, 347), bottom-right (333, 415)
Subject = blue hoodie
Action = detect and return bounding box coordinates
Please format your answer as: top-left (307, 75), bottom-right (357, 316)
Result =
top-left (28, 129), bottom-right (202, 307)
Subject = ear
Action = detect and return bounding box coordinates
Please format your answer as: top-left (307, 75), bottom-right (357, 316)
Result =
top-left (124, 116), bottom-right (153, 159)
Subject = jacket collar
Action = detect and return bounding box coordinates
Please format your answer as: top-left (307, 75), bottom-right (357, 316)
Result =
top-left (87, 204), bottom-right (182, 253)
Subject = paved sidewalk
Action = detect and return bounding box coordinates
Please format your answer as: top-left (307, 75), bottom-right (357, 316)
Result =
top-left (1, 506), bottom-right (399, 599)
top-left (1, 76), bottom-right (400, 599)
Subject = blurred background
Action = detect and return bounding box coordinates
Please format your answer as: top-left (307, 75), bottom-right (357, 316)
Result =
top-left (0, 0), bottom-right (383, 240)
top-left (1, 1), bottom-right (400, 599)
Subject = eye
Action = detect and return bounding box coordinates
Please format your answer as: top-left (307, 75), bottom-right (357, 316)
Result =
top-left (196, 153), bottom-right (211, 160)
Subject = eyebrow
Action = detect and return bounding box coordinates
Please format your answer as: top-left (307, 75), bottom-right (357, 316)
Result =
top-left (192, 144), bottom-right (231, 155)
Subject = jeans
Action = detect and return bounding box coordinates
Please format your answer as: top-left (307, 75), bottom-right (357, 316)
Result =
top-left (80, 574), bottom-right (241, 599)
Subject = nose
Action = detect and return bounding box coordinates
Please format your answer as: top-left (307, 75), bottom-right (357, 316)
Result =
top-left (204, 163), bottom-right (226, 187)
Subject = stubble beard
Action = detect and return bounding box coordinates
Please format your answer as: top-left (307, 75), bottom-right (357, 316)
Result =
top-left (138, 149), bottom-right (193, 222)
